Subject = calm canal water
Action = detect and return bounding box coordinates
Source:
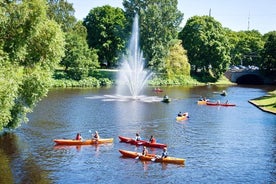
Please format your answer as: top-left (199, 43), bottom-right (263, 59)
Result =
top-left (0, 85), bottom-right (275, 184)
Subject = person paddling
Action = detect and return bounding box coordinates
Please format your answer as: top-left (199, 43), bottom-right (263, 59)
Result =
top-left (183, 112), bottom-right (189, 118)
top-left (75, 133), bottom-right (83, 141)
top-left (135, 133), bottom-right (141, 141)
top-left (161, 147), bottom-right (168, 158)
top-left (149, 135), bottom-right (156, 143)
top-left (142, 146), bottom-right (148, 156)
top-left (152, 147), bottom-right (168, 161)
top-left (92, 131), bottom-right (100, 141)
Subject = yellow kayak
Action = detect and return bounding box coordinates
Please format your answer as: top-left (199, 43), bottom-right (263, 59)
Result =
top-left (119, 149), bottom-right (185, 165)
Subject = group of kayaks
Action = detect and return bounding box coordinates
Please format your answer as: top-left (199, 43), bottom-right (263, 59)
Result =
top-left (152, 88), bottom-right (172, 103)
top-left (197, 100), bottom-right (236, 107)
top-left (197, 90), bottom-right (236, 106)
top-left (118, 136), bottom-right (185, 165)
top-left (53, 135), bottom-right (185, 165)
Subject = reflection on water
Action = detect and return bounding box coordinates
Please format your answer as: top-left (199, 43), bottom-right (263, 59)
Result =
top-left (86, 94), bottom-right (163, 103)
top-left (0, 132), bottom-right (51, 184)
top-left (0, 85), bottom-right (275, 183)
top-left (0, 149), bottom-right (13, 184)
top-left (53, 143), bottom-right (114, 152)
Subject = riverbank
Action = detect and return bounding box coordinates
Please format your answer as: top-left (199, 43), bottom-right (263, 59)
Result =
top-left (51, 69), bottom-right (234, 88)
top-left (249, 90), bottom-right (276, 114)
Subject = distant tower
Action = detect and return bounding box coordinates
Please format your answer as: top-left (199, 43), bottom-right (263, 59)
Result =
top-left (247, 11), bottom-right (250, 30)
top-left (209, 8), bottom-right (212, 16)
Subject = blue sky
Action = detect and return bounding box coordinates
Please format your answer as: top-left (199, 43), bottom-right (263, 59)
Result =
top-left (67, 0), bottom-right (276, 34)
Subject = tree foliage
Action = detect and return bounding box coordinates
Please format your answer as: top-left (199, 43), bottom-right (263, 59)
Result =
top-left (227, 30), bottom-right (264, 66)
top-left (123, 0), bottom-right (183, 73)
top-left (60, 27), bottom-right (99, 80)
top-left (179, 15), bottom-right (231, 81)
top-left (83, 5), bottom-right (127, 67)
top-left (0, 0), bottom-right (65, 130)
top-left (261, 31), bottom-right (276, 72)
top-left (47, 0), bottom-right (76, 32)
top-left (164, 39), bottom-right (190, 79)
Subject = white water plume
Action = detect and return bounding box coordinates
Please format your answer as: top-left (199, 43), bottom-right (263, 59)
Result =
top-left (116, 14), bottom-right (152, 98)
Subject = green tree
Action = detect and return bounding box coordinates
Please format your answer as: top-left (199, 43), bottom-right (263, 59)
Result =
top-left (0, 0), bottom-right (65, 130)
top-left (179, 15), bottom-right (231, 81)
top-left (60, 29), bottom-right (99, 80)
top-left (263, 31), bottom-right (276, 42)
top-left (164, 39), bottom-right (190, 79)
top-left (123, 0), bottom-right (183, 73)
top-left (224, 28), bottom-right (241, 66)
top-left (232, 30), bottom-right (264, 67)
top-left (83, 5), bottom-right (127, 67)
top-left (47, 0), bottom-right (76, 32)
top-left (47, 0), bottom-right (99, 80)
top-left (261, 31), bottom-right (276, 73)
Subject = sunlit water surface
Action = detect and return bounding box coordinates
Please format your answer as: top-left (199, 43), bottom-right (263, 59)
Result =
top-left (0, 85), bottom-right (275, 184)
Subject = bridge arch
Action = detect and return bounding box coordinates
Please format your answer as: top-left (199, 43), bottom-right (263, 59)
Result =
top-left (236, 74), bottom-right (264, 84)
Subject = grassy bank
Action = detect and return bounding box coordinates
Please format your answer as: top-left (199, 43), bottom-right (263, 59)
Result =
top-left (51, 69), bottom-right (235, 88)
top-left (249, 90), bottom-right (276, 114)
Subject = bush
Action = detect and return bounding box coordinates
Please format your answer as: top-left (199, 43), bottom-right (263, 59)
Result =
top-left (148, 75), bottom-right (200, 86)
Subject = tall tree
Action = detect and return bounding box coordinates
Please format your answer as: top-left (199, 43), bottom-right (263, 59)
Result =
top-left (83, 5), bottom-right (127, 67)
top-left (261, 31), bottom-right (276, 73)
top-left (0, 0), bottom-right (65, 130)
top-left (47, 0), bottom-right (99, 80)
top-left (164, 39), bottom-right (190, 79)
top-left (123, 0), bottom-right (183, 73)
top-left (47, 0), bottom-right (76, 32)
top-left (232, 30), bottom-right (264, 67)
top-left (179, 15), bottom-right (231, 81)
top-left (224, 28), bottom-right (241, 66)
top-left (60, 24), bottom-right (99, 80)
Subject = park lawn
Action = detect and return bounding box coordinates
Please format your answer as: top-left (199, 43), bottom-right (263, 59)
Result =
top-left (249, 91), bottom-right (276, 114)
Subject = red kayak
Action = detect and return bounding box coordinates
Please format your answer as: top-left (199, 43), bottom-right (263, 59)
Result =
top-left (206, 102), bottom-right (236, 106)
top-left (118, 136), bottom-right (167, 149)
top-left (153, 88), bottom-right (163, 93)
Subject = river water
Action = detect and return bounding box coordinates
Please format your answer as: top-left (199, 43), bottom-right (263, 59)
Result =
top-left (0, 85), bottom-right (275, 184)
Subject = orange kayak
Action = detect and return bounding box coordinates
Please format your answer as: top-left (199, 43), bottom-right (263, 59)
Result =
top-left (53, 138), bottom-right (113, 145)
top-left (119, 149), bottom-right (185, 165)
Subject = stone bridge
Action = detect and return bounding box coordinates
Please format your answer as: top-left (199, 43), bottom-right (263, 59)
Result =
top-left (225, 69), bottom-right (272, 84)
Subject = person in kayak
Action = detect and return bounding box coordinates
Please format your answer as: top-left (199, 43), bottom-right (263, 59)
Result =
top-left (75, 133), bottom-right (83, 141)
top-left (161, 147), bottom-right (168, 158)
top-left (92, 131), bottom-right (100, 140)
top-left (177, 112), bottom-right (182, 117)
top-left (135, 133), bottom-right (141, 141)
top-left (149, 135), bottom-right (156, 143)
top-left (183, 112), bottom-right (189, 118)
top-left (142, 146), bottom-right (148, 156)
top-left (153, 147), bottom-right (168, 160)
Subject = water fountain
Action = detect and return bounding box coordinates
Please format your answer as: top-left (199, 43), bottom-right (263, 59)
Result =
top-left (87, 14), bottom-right (162, 103)
top-left (116, 14), bottom-right (152, 98)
